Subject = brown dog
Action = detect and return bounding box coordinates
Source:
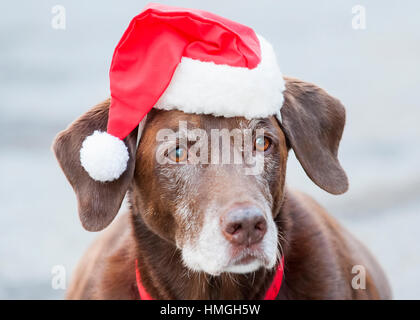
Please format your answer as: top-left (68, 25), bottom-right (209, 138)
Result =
top-left (53, 77), bottom-right (391, 299)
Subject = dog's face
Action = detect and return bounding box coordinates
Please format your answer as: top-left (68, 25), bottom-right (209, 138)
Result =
top-left (53, 77), bottom-right (348, 276)
top-left (132, 110), bottom-right (287, 275)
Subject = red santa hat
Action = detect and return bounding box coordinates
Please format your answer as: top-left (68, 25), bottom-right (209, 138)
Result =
top-left (80, 3), bottom-right (285, 182)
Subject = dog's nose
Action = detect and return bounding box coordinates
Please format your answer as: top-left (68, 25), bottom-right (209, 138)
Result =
top-left (221, 206), bottom-right (267, 246)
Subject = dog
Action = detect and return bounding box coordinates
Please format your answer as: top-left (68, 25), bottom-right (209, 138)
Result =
top-left (53, 77), bottom-right (391, 299)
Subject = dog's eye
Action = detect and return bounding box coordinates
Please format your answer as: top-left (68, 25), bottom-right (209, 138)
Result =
top-left (255, 136), bottom-right (271, 152)
top-left (168, 146), bottom-right (188, 163)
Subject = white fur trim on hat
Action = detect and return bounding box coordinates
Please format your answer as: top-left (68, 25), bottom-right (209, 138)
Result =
top-left (80, 131), bottom-right (129, 182)
top-left (154, 35), bottom-right (285, 119)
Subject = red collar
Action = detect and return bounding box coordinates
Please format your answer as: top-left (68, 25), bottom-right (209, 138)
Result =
top-left (135, 256), bottom-right (284, 300)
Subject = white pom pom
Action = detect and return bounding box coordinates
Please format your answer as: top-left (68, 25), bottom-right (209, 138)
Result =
top-left (80, 131), bottom-right (129, 182)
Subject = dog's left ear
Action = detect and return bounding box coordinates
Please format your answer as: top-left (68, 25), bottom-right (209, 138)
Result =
top-left (279, 77), bottom-right (349, 195)
top-left (52, 99), bottom-right (138, 231)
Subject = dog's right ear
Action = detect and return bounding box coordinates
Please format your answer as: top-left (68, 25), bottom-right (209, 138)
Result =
top-left (52, 99), bottom-right (138, 231)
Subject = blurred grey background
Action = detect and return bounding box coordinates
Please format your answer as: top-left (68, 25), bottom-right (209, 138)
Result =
top-left (1, 0), bottom-right (419, 299)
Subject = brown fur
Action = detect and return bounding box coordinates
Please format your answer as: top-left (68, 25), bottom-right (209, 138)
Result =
top-left (54, 77), bottom-right (391, 300)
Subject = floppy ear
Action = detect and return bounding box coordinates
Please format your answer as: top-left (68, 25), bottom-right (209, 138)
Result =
top-left (279, 77), bottom-right (348, 195)
top-left (52, 99), bottom-right (138, 231)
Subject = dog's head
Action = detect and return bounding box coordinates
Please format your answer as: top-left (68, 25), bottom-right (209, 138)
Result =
top-left (53, 77), bottom-right (348, 276)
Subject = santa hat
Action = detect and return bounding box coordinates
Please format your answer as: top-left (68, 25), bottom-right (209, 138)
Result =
top-left (80, 3), bottom-right (285, 182)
